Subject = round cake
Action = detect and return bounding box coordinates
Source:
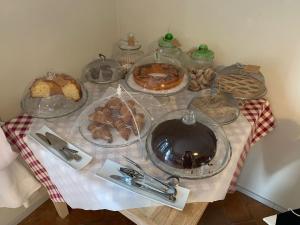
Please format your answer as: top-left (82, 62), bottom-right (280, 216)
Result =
top-left (151, 119), bottom-right (217, 169)
top-left (132, 63), bottom-right (184, 90)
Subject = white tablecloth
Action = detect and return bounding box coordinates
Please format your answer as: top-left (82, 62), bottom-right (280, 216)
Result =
top-left (0, 127), bottom-right (41, 208)
top-left (24, 83), bottom-right (251, 210)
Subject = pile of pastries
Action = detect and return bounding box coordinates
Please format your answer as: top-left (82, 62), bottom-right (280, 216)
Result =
top-left (188, 68), bottom-right (215, 91)
top-left (87, 97), bottom-right (145, 143)
top-left (30, 73), bottom-right (82, 101)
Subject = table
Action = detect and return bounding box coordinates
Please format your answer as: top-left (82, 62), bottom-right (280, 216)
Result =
top-left (2, 85), bottom-right (275, 225)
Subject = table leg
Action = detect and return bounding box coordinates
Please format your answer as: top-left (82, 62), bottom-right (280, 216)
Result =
top-left (53, 202), bottom-right (69, 219)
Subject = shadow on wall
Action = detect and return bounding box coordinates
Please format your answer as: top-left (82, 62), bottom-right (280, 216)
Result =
top-left (260, 118), bottom-right (300, 174)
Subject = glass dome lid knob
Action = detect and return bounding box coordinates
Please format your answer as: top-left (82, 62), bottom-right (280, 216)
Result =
top-left (182, 110), bottom-right (196, 125)
top-left (164, 32), bottom-right (174, 41)
top-left (191, 44), bottom-right (214, 60)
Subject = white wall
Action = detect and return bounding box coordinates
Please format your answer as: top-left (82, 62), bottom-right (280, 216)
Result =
top-left (0, 1), bottom-right (117, 225)
top-left (116, 0), bottom-right (300, 209)
top-left (0, 0), bottom-right (117, 120)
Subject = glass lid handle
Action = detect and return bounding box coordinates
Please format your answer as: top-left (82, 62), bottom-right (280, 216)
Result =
top-left (98, 53), bottom-right (106, 61)
top-left (182, 110), bottom-right (196, 125)
top-left (127, 32), bottom-right (135, 46)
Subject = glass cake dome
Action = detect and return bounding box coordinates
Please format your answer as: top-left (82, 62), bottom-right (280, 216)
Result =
top-left (125, 50), bottom-right (189, 96)
top-left (146, 109), bottom-right (231, 179)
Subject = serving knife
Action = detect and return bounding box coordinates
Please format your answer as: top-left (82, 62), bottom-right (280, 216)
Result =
top-left (110, 174), bottom-right (176, 202)
top-left (45, 132), bottom-right (78, 153)
top-left (36, 133), bottom-right (73, 161)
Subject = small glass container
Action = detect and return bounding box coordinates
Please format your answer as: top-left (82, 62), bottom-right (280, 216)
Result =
top-left (157, 32), bottom-right (182, 59)
top-left (113, 33), bottom-right (144, 76)
top-left (82, 54), bottom-right (123, 84)
top-left (183, 44), bottom-right (215, 91)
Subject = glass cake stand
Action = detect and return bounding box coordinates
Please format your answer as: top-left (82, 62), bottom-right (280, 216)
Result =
top-left (146, 109), bottom-right (232, 179)
top-left (21, 77), bottom-right (88, 119)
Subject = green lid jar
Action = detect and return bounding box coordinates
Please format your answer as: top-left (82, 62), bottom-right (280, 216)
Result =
top-left (158, 32), bottom-right (182, 59)
top-left (190, 44), bottom-right (214, 63)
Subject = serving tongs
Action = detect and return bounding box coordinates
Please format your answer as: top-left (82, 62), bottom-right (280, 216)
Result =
top-left (122, 156), bottom-right (179, 196)
top-left (110, 174), bottom-right (176, 202)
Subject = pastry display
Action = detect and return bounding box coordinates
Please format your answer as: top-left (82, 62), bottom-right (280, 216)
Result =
top-left (87, 97), bottom-right (145, 143)
top-left (216, 74), bottom-right (266, 99)
top-left (189, 90), bottom-right (240, 125)
top-left (30, 73), bottom-right (82, 101)
top-left (188, 68), bottom-right (215, 91)
top-left (133, 63), bottom-right (184, 90)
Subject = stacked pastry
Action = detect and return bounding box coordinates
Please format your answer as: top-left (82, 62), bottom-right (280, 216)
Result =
top-left (88, 97), bottom-right (145, 143)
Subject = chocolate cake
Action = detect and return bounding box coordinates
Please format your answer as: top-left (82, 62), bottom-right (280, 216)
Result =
top-left (151, 119), bottom-right (217, 169)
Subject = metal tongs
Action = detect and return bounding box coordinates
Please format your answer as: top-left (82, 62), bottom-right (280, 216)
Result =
top-left (121, 156), bottom-right (179, 197)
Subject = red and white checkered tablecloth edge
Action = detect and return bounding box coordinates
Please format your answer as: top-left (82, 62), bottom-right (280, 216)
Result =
top-left (1, 115), bottom-right (64, 202)
top-left (1, 99), bottom-right (275, 203)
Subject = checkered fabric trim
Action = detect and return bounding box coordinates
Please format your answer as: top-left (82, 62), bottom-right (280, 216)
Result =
top-left (228, 99), bottom-right (275, 192)
top-left (1, 115), bottom-right (64, 202)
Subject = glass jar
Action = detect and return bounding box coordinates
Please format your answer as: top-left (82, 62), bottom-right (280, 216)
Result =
top-left (157, 32), bottom-right (182, 60)
top-left (113, 33), bottom-right (144, 76)
top-left (184, 44), bottom-right (216, 91)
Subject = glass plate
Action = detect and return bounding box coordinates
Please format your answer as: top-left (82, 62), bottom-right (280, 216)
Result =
top-left (146, 109), bottom-right (232, 179)
top-left (21, 82), bottom-right (88, 119)
top-left (125, 70), bottom-right (189, 97)
top-left (78, 93), bottom-right (153, 148)
top-left (215, 63), bottom-right (267, 100)
top-left (188, 89), bottom-right (240, 125)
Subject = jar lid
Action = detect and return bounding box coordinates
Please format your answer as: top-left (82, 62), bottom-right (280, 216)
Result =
top-left (158, 32), bottom-right (179, 48)
top-left (83, 54), bottom-right (123, 84)
top-left (191, 44), bottom-right (214, 60)
top-left (119, 33), bottom-right (142, 50)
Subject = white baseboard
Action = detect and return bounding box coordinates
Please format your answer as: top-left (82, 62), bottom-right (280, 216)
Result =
top-left (0, 188), bottom-right (49, 225)
top-left (237, 185), bottom-right (286, 213)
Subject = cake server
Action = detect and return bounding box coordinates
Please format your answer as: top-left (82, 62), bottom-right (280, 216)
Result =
top-left (36, 133), bottom-right (72, 161)
top-left (44, 132), bottom-right (82, 161)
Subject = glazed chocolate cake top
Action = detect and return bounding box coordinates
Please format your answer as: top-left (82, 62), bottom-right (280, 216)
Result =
top-left (151, 119), bottom-right (217, 169)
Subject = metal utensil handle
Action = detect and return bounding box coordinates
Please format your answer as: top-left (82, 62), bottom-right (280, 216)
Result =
top-left (123, 156), bottom-right (176, 192)
top-left (132, 179), bottom-right (176, 202)
top-left (62, 147), bottom-right (78, 154)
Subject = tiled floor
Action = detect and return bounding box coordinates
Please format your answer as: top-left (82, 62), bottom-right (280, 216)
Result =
top-left (19, 192), bottom-right (277, 225)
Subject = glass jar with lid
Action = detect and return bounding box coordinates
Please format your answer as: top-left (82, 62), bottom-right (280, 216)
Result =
top-left (157, 32), bottom-right (182, 60)
top-left (113, 33), bottom-right (144, 76)
top-left (184, 44), bottom-right (216, 91)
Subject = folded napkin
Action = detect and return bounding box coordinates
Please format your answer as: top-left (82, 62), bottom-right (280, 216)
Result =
top-left (0, 127), bottom-right (41, 208)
